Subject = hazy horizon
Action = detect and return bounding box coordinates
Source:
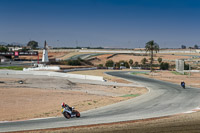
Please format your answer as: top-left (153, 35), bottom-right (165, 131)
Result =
top-left (1, 0), bottom-right (200, 48)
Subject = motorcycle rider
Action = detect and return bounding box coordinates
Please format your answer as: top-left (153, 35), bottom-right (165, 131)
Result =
top-left (61, 102), bottom-right (73, 111)
top-left (181, 81), bottom-right (185, 88)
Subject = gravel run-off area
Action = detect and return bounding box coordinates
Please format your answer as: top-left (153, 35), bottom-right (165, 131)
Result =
top-left (0, 72), bottom-right (146, 121)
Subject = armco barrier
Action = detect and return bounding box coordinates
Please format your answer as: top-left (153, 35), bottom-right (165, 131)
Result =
top-left (184, 70), bottom-right (200, 73)
top-left (0, 70), bottom-right (104, 81)
top-left (63, 67), bottom-right (97, 72)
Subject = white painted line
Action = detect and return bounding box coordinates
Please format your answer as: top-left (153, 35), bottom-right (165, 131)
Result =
top-left (29, 117), bottom-right (57, 121)
top-left (0, 121), bottom-right (9, 123)
top-left (194, 107), bottom-right (200, 110)
top-left (0, 117), bottom-right (58, 123)
top-left (183, 111), bottom-right (196, 114)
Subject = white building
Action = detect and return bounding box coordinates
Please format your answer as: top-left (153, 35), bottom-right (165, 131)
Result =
top-left (42, 40), bottom-right (49, 63)
top-left (8, 46), bottom-right (22, 51)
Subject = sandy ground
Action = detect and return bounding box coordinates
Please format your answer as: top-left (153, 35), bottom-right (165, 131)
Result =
top-left (0, 74), bottom-right (147, 121)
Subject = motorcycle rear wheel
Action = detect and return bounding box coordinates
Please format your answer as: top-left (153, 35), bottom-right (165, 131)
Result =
top-left (76, 111), bottom-right (80, 117)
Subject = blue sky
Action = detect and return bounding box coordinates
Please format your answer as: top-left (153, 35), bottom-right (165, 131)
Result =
top-left (0, 0), bottom-right (200, 48)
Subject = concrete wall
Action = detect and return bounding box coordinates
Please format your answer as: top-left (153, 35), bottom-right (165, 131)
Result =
top-left (23, 66), bottom-right (60, 71)
top-left (63, 67), bottom-right (97, 72)
top-left (184, 70), bottom-right (200, 73)
top-left (0, 70), bottom-right (104, 81)
top-left (176, 59), bottom-right (184, 72)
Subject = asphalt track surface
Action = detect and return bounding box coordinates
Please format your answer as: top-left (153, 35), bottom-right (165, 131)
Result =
top-left (1, 71), bottom-right (200, 132)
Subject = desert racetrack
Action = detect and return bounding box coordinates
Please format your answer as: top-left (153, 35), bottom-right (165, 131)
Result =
top-left (1, 71), bottom-right (200, 132)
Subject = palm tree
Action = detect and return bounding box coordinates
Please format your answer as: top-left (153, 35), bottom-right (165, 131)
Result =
top-left (145, 40), bottom-right (159, 72)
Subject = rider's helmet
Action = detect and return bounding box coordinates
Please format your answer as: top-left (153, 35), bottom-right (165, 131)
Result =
top-left (61, 102), bottom-right (65, 107)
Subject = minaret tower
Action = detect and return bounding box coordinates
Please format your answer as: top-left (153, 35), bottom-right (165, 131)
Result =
top-left (42, 40), bottom-right (49, 62)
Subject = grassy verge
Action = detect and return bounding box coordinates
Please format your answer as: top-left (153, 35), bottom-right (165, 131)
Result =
top-left (120, 94), bottom-right (140, 97)
top-left (0, 66), bottom-right (23, 70)
top-left (132, 72), bottom-right (149, 75)
top-left (171, 71), bottom-right (188, 75)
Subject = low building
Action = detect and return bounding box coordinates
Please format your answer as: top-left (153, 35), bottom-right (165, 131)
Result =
top-left (8, 46), bottom-right (22, 51)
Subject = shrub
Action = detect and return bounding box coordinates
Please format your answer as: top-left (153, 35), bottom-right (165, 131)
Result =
top-left (67, 60), bottom-right (81, 66)
top-left (117, 60), bottom-right (130, 68)
top-left (160, 62), bottom-right (169, 70)
top-left (97, 64), bottom-right (103, 67)
top-left (157, 57), bottom-right (162, 63)
top-left (105, 60), bottom-right (114, 67)
top-left (0, 46), bottom-right (8, 52)
top-left (184, 63), bottom-right (189, 70)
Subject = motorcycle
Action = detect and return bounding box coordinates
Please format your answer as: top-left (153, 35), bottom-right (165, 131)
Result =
top-left (181, 84), bottom-right (185, 89)
top-left (61, 106), bottom-right (80, 119)
top-left (181, 82), bottom-right (185, 89)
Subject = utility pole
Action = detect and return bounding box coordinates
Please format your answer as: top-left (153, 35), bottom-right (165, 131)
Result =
top-left (189, 63), bottom-right (191, 78)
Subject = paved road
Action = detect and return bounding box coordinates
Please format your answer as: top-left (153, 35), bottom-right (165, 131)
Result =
top-left (1, 71), bottom-right (200, 132)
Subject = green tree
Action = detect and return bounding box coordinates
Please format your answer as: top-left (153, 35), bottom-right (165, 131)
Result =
top-left (157, 57), bottom-right (162, 64)
top-left (184, 62), bottom-right (189, 70)
top-left (0, 46), bottom-right (8, 52)
top-left (118, 60), bottom-right (130, 68)
top-left (141, 58), bottom-right (148, 65)
top-left (129, 59), bottom-right (133, 67)
top-left (124, 61), bottom-right (130, 68)
top-left (67, 60), bottom-right (81, 66)
top-left (18, 47), bottom-right (29, 52)
top-left (134, 61), bottom-right (139, 67)
top-left (97, 64), bottom-right (103, 67)
top-left (160, 62), bottom-right (169, 70)
top-left (194, 44), bottom-right (199, 49)
top-left (145, 40), bottom-right (159, 72)
top-left (27, 41), bottom-right (38, 49)
top-left (105, 60), bottom-right (114, 67)
top-left (181, 45), bottom-right (186, 49)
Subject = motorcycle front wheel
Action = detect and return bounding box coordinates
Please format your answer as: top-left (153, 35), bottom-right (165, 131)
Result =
top-left (63, 112), bottom-right (71, 119)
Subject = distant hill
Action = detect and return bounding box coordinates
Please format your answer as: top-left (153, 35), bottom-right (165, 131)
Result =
top-left (0, 42), bottom-right (8, 45)
top-left (0, 42), bottom-right (25, 46)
